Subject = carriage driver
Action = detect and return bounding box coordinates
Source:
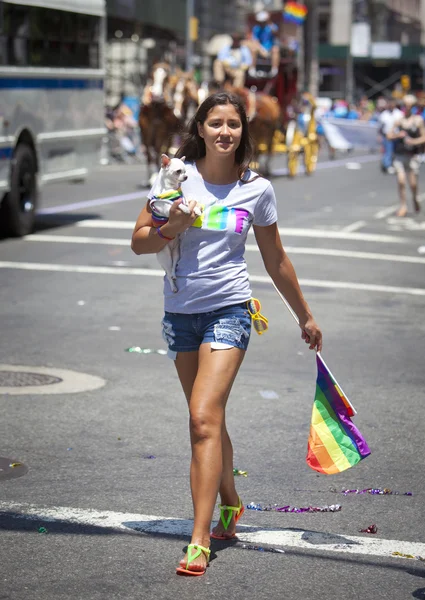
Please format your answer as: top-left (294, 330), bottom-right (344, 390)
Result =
top-left (213, 33), bottom-right (253, 89)
top-left (248, 10), bottom-right (280, 78)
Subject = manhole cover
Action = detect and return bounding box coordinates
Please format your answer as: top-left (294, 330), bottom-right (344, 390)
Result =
top-left (0, 364), bottom-right (105, 395)
top-left (0, 371), bottom-right (62, 387)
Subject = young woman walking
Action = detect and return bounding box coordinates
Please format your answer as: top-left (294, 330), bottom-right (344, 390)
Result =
top-left (131, 91), bottom-right (322, 576)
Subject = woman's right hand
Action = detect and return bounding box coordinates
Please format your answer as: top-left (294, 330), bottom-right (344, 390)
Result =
top-left (161, 199), bottom-right (200, 238)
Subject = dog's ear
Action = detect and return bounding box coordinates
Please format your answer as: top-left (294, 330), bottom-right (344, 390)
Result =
top-left (161, 154), bottom-right (171, 168)
top-left (180, 156), bottom-right (186, 163)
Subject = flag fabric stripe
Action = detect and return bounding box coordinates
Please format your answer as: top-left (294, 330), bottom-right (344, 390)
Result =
top-left (306, 354), bottom-right (371, 475)
top-left (317, 358), bottom-right (370, 458)
top-left (306, 441), bottom-right (327, 474)
top-left (314, 384), bottom-right (361, 460)
top-left (318, 353), bottom-right (356, 417)
top-left (317, 379), bottom-right (363, 455)
top-left (311, 402), bottom-right (354, 470)
top-left (283, 2), bottom-right (308, 24)
top-left (307, 424), bottom-right (342, 474)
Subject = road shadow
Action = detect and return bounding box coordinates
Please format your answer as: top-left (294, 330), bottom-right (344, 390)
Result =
top-left (34, 213), bottom-right (102, 233)
top-left (0, 213), bottom-right (103, 241)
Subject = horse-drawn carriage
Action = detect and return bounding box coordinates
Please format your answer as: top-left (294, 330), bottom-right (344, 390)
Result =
top-left (242, 9), bottom-right (319, 177)
top-left (244, 67), bottom-right (319, 177)
top-left (138, 10), bottom-right (319, 181)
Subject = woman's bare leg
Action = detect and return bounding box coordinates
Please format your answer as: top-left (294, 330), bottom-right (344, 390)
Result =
top-left (210, 421), bottom-right (241, 538)
top-left (175, 345), bottom-right (246, 571)
top-left (396, 170), bottom-right (408, 217)
top-left (408, 170), bottom-right (420, 212)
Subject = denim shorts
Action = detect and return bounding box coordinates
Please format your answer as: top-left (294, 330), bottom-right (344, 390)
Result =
top-left (161, 302), bottom-right (252, 360)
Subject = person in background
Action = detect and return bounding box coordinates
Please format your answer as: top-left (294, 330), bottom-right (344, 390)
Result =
top-left (378, 98), bottom-right (403, 174)
top-left (347, 104), bottom-right (360, 120)
top-left (248, 10), bottom-right (280, 78)
top-left (213, 33), bottom-right (253, 88)
top-left (388, 94), bottom-right (425, 217)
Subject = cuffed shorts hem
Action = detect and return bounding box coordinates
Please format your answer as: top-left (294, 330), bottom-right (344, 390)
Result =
top-left (161, 302), bottom-right (252, 361)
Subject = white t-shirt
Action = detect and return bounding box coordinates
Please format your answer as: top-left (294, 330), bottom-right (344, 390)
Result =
top-left (379, 108), bottom-right (403, 135)
top-left (148, 162), bottom-right (278, 313)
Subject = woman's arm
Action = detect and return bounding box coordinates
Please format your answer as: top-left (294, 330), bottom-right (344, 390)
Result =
top-left (131, 199), bottom-right (199, 255)
top-left (253, 222), bottom-right (322, 351)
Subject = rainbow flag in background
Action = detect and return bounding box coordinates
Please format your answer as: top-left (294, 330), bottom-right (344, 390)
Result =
top-left (283, 2), bottom-right (308, 25)
top-left (306, 353), bottom-right (371, 475)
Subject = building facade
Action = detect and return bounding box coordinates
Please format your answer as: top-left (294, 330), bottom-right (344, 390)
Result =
top-left (318, 0), bottom-right (425, 99)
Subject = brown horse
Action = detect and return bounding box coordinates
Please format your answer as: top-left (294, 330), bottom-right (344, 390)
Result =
top-left (139, 64), bottom-right (181, 183)
top-left (139, 64), bottom-right (201, 184)
top-left (168, 69), bottom-right (200, 122)
top-left (230, 86), bottom-right (281, 175)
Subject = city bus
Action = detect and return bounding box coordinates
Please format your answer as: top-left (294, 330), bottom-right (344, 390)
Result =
top-left (0, 0), bottom-right (106, 236)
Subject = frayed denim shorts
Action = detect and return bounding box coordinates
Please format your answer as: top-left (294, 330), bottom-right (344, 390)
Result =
top-left (161, 302), bottom-right (252, 360)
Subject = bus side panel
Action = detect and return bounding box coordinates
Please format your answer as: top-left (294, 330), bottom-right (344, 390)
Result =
top-left (3, 76), bottom-right (105, 182)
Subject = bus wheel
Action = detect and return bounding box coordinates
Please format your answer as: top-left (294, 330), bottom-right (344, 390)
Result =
top-left (3, 144), bottom-right (38, 237)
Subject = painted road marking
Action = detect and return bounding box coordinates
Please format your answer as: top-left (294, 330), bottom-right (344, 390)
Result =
top-left (386, 217), bottom-right (425, 231)
top-left (26, 234), bottom-right (131, 246)
top-left (257, 245), bottom-right (425, 265)
top-left (271, 154), bottom-right (378, 177)
top-left (36, 190), bottom-right (150, 215)
top-left (0, 502), bottom-right (423, 561)
top-left (1, 261), bottom-right (424, 296)
top-left (341, 221), bottom-right (367, 232)
top-left (77, 220), bottom-right (135, 229)
top-left (24, 235), bottom-right (425, 265)
top-left (75, 220), bottom-right (409, 244)
top-left (374, 205), bottom-right (398, 220)
top-left (375, 195), bottom-right (423, 220)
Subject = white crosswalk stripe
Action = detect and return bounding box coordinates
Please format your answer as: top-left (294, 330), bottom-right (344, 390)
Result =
top-left (1, 261), bottom-right (425, 296)
top-left (23, 234), bottom-right (425, 264)
top-left (75, 220), bottom-right (409, 243)
top-left (1, 502), bottom-right (424, 561)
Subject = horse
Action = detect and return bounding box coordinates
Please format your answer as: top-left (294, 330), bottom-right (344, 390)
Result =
top-left (229, 84), bottom-right (281, 175)
top-left (139, 64), bottom-right (201, 184)
top-left (168, 69), bottom-right (200, 122)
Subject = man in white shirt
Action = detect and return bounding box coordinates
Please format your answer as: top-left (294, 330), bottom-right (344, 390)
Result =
top-left (379, 99), bottom-right (403, 174)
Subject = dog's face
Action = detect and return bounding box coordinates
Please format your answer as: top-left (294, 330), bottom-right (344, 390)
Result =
top-left (160, 154), bottom-right (188, 190)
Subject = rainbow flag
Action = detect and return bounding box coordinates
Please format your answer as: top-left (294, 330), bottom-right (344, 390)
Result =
top-left (306, 354), bottom-right (371, 475)
top-left (283, 2), bottom-right (308, 25)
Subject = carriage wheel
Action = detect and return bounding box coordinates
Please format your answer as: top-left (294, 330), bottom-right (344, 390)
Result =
top-left (304, 136), bottom-right (319, 175)
top-left (287, 150), bottom-right (299, 178)
top-left (287, 128), bottom-right (303, 178)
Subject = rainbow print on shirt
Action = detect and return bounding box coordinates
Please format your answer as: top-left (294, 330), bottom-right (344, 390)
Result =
top-left (192, 205), bottom-right (250, 233)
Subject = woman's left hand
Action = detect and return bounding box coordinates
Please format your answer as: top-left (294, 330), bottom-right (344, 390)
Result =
top-left (300, 318), bottom-right (322, 352)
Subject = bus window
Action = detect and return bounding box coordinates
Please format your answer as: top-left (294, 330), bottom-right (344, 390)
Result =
top-left (1, 4), bottom-right (101, 69)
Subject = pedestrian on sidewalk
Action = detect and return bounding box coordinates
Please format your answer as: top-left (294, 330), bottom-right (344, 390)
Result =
top-left (388, 94), bottom-right (425, 217)
top-left (131, 91), bottom-right (322, 576)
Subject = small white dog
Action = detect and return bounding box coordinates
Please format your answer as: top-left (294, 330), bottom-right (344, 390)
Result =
top-left (149, 154), bottom-right (201, 292)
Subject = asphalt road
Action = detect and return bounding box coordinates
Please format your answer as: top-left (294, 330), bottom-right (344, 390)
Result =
top-left (1, 153), bottom-right (425, 600)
